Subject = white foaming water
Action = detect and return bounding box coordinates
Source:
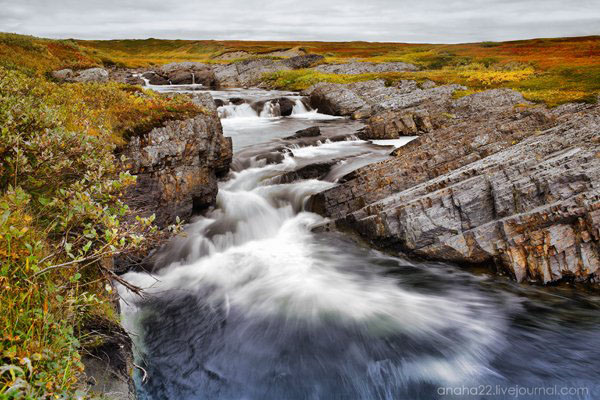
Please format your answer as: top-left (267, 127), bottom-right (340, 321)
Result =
top-left (218, 103), bottom-right (260, 119)
top-left (290, 99), bottom-right (343, 120)
top-left (218, 98), bottom-right (340, 121)
top-left (120, 140), bottom-right (507, 392)
top-left (108, 86), bottom-right (600, 400)
top-left (371, 137), bottom-right (418, 148)
top-left (259, 101), bottom-right (280, 118)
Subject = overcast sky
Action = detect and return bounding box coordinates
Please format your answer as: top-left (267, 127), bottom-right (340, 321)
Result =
top-left (1, 0), bottom-right (599, 43)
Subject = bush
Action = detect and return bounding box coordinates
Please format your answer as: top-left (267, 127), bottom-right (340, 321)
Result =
top-left (0, 66), bottom-right (197, 398)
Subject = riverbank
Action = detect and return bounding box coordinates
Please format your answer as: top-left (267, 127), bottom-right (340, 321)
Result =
top-left (1, 32), bottom-right (599, 399)
top-left (118, 85), bottom-right (600, 400)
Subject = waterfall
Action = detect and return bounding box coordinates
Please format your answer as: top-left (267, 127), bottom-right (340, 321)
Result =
top-left (259, 101), bottom-right (281, 118)
top-left (291, 99), bottom-right (309, 114)
top-left (218, 103), bottom-right (258, 119)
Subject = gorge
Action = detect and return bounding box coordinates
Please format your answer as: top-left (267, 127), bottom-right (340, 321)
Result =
top-left (1, 33), bottom-right (599, 400)
top-left (114, 72), bottom-right (600, 399)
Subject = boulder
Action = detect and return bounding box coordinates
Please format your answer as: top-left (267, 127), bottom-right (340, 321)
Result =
top-left (51, 68), bottom-right (74, 81)
top-left (52, 67), bottom-right (109, 83)
top-left (71, 68), bottom-right (109, 83)
top-left (273, 97), bottom-right (296, 116)
top-left (142, 72), bottom-right (168, 85)
top-left (309, 91), bottom-right (600, 286)
top-left (276, 162), bottom-right (335, 184)
top-left (308, 83), bottom-right (370, 117)
top-left (154, 62), bottom-right (218, 87)
top-left (421, 79), bottom-right (437, 89)
top-left (235, 59), bottom-right (290, 87)
top-left (229, 97), bottom-right (245, 105)
top-left (285, 126), bottom-right (321, 139)
top-left (282, 54), bottom-right (324, 69)
top-left (315, 61), bottom-right (418, 74)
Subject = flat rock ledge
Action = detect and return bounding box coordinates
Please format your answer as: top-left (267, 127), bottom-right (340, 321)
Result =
top-left (310, 87), bottom-right (600, 286)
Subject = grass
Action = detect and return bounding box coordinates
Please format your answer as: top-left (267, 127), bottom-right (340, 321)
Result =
top-left (70, 35), bottom-right (600, 106)
top-left (0, 36), bottom-right (202, 398)
top-left (0, 31), bottom-right (598, 398)
top-left (2, 32), bottom-right (597, 105)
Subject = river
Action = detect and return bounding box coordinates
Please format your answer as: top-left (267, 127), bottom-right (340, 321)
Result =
top-left (118, 85), bottom-right (600, 400)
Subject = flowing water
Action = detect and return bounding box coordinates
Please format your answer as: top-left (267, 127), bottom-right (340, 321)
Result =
top-left (119, 86), bottom-right (600, 400)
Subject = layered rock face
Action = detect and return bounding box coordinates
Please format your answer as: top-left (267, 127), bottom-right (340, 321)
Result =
top-left (304, 79), bottom-right (464, 119)
top-left (314, 61), bottom-right (418, 74)
top-left (51, 67), bottom-right (109, 83)
top-left (311, 86), bottom-right (600, 285)
top-left (142, 62), bottom-right (218, 87)
top-left (124, 93), bottom-right (232, 229)
top-left (213, 54), bottom-right (324, 87)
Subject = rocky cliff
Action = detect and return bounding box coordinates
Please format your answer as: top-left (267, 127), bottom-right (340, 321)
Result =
top-left (123, 93), bottom-right (232, 229)
top-left (85, 92), bottom-right (231, 399)
top-left (310, 84), bottom-right (600, 285)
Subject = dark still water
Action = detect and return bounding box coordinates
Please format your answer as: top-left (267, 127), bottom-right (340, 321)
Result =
top-left (118, 87), bottom-right (600, 400)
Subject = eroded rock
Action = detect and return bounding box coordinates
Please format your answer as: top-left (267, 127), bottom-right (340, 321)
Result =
top-left (310, 88), bottom-right (600, 285)
top-left (315, 61), bottom-right (418, 74)
top-left (285, 126), bottom-right (321, 139)
top-left (51, 67), bottom-right (109, 83)
top-left (123, 94), bottom-right (232, 228)
top-left (360, 111), bottom-right (432, 139)
top-left (305, 79), bottom-right (464, 119)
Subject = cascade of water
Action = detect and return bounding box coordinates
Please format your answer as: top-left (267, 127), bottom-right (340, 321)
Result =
top-left (259, 100), bottom-right (281, 118)
top-left (291, 99), bottom-right (309, 114)
top-left (117, 87), bottom-right (600, 400)
top-left (218, 103), bottom-right (259, 119)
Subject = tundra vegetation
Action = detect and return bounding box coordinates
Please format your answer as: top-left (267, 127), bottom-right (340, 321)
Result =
top-left (0, 33), bottom-right (200, 398)
top-left (76, 35), bottom-right (600, 105)
top-left (0, 32), bottom-right (598, 398)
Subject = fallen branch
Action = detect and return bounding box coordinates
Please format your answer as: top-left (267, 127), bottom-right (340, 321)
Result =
top-left (133, 363), bottom-right (148, 384)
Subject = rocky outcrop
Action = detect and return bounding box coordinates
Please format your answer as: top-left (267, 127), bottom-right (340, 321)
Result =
top-left (273, 97), bottom-right (296, 116)
top-left (282, 54), bottom-right (324, 69)
top-left (315, 61), bottom-right (418, 74)
top-left (305, 79), bottom-right (464, 119)
top-left (123, 93), bottom-right (232, 229)
top-left (212, 54), bottom-right (324, 87)
top-left (307, 82), bottom-right (370, 117)
top-left (142, 62), bottom-right (218, 87)
top-left (213, 59), bottom-right (289, 87)
top-left (311, 87), bottom-right (600, 285)
top-left (51, 67), bottom-right (109, 83)
top-left (359, 110), bottom-right (432, 139)
top-left (285, 126), bottom-right (321, 139)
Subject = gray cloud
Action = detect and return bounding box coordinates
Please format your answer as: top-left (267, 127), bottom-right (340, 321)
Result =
top-left (0, 0), bottom-right (598, 43)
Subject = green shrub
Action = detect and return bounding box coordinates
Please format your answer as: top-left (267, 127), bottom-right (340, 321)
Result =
top-left (0, 66), bottom-right (194, 398)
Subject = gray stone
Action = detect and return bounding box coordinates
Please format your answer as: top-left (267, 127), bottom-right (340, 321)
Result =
top-left (51, 68), bottom-right (73, 81)
top-left (315, 61), bottom-right (418, 74)
top-left (124, 94), bottom-right (232, 228)
top-left (310, 89), bottom-right (600, 286)
top-left (71, 67), bottom-right (109, 83)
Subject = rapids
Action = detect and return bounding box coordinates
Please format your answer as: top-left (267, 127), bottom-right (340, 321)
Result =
top-left (118, 86), bottom-right (600, 400)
